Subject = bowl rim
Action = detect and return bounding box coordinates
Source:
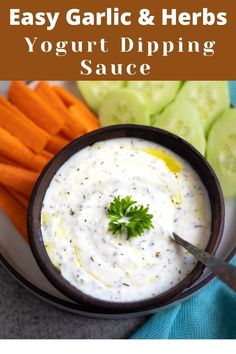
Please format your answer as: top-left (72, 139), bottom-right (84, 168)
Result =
top-left (27, 124), bottom-right (225, 314)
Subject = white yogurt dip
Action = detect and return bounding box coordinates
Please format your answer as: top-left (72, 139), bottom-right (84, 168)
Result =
top-left (41, 138), bottom-right (211, 302)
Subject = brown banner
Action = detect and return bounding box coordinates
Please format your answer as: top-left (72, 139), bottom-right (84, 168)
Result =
top-left (0, 0), bottom-right (235, 79)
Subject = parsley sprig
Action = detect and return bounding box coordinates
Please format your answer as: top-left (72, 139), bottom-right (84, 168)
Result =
top-left (107, 196), bottom-right (154, 240)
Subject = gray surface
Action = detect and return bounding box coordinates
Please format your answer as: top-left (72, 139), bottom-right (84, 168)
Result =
top-left (0, 265), bottom-right (147, 339)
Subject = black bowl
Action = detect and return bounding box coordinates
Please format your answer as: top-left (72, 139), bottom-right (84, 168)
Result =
top-left (28, 125), bottom-right (224, 315)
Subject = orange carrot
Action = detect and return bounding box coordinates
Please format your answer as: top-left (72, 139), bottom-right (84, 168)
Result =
top-left (36, 82), bottom-right (85, 139)
top-left (0, 163), bottom-right (39, 197)
top-left (52, 86), bottom-right (78, 107)
top-left (41, 150), bottom-right (54, 160)
top-left (53, 86), bottom-right (99, 131)
top-left (6, 187), bottom-right (29, 208)
top-left (53, 86), bottom-right (99, 128)
top-left (0, 94), bottom-right (50, 137)
top-left (0, 94), bottom-right (20, 112)
top-left (0, 154), bottom-right (21, 167)
top-left (8, 81), bottom-right (64, 135)
top-left (0, 185), bottom-right (27, 241)
top-left (46, 134), bottom-right (70, 154)
top-left (69, 104), bottom-right (100, 132)
top-left (0, 126), bottom-right (48, 172)
top-left (0, 93), bottom-right (50, 143)
top-left (0, 98), bottom-right (49, 153)
top-left (0, 154), bottom-right (40, 172)
top-left (68, 105), bottom-right (89, 132)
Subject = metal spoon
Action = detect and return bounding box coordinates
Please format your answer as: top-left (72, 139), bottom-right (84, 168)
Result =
top-left (173, 233), bottom-right (236, 292)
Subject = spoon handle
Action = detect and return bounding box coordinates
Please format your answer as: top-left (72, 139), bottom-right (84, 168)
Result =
top-left (173, 233), bottom-right (236, 292)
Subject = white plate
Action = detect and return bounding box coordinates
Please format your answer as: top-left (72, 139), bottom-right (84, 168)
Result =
top-left (0, 81), bottom-right (235, 317)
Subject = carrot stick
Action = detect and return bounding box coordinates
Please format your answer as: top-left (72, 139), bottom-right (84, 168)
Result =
top-left (8, 81), bottom-right (64, 135)
top-left (0, 94), bottom-right (50, 137)
top-left (0, 163), bottom-right (39, 197)
top-left (0, 126), bottom-right (48, 172)
top-left (36, 82), bottom-right (85, 139)
top-left (0, 98), bottom-right (49, 153)
top-left (53, 86), bottom-right (99, 127)
top-left (0, 94), bottom-right (50, 146)
top-left (69, 104), bottom-right (100, 132)
top-left (0, 94), bottom-right (20, 112)
top-left (0, 154), bottom-right (21, 167)
top-left (52, 86), bottom-right (78, 107)
top-left (0, 153), bottom-right (47, 172)
top-left (0, 185), bottom-right (27, 241)
top-left (68, 105), bottom-right (90, 132)
top-left (41, 150), bottom-right (54, 160)
top-left (6, 187), bottom-right (29, 208)
top-left (53, 86), bottom-right (99, 131)
top-left (46, 134), bottom-right (70, 154)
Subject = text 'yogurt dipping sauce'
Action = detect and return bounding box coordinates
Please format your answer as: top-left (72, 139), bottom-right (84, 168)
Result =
top-left (41, 138), bottom-right (211, 302)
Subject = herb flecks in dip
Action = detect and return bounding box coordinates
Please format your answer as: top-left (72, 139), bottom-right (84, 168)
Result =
top-left (41, 138), bottom-right (211, 302)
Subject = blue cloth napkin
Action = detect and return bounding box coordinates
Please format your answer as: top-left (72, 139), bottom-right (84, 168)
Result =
top-left (131, 259), bottom-right (236, 339)
top-left (131, 82), bottom-right (236, 339)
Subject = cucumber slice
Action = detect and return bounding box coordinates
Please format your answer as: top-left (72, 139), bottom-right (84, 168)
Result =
top-left (127, 81), bottom-right (181, 115)
top-left (176, 81), bottom-right (230, 133)
top-left (77, 81), bottom-right (125, 112)
top-left (99, 88), bottom-right (149, 127)
top-left (207, 108), bottom-right (236, 198)
top-left (154, 101), bottom-right (206, 155)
